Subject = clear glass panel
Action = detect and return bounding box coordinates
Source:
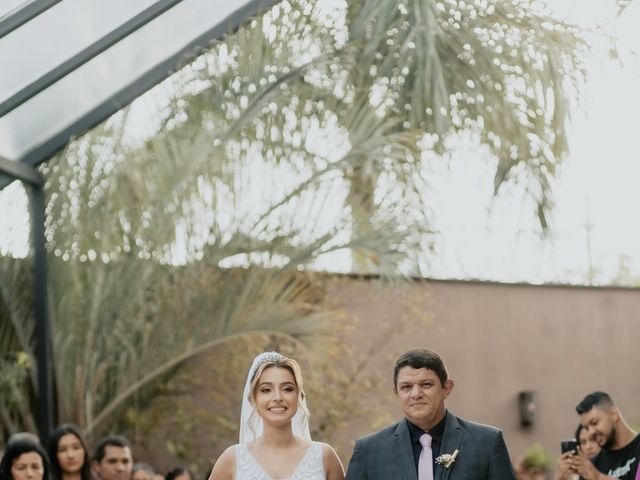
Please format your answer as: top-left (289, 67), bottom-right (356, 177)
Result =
top-left (0, 0), bottom-right (29, 19)
top-left (0, 0), bottom-right (271, 161)
top-left (0, 181), bottom-right (29, 257)
top-left (0, 0), bottom-right (159, 102)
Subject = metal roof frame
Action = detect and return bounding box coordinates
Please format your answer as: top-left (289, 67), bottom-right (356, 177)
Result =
top-left (0, 0), bottom-right (279, 442)
top-left (0, 0), bottom-right (279, 188)
top-left (0, 154), bottom-right (42, 185)
top-left (0, 0), bottom-right (183, 118)
top-left (0, 0), bottom-right (62, 38)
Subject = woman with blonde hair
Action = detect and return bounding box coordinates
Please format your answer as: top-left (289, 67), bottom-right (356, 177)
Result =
top-left (209, 352), bottom-right (344, 480)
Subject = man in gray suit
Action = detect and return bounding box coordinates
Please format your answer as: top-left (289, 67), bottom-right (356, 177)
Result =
top-left (345, 348), bottom-right (516, 480)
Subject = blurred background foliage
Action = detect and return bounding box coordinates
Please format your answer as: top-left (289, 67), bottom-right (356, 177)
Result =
top-left (1, 0), bottom-right (588, 456)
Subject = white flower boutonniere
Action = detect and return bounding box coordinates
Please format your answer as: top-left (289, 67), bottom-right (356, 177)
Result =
top-left (435, 449), bottom-right (459, 469)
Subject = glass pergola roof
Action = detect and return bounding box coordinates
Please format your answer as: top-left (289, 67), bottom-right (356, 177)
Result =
top-left (0, 0), bottom-right (278, 188)
top-left (0, 0), bottom-right (279, 442)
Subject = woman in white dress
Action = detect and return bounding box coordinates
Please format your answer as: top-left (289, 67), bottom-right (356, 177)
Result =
top-left (209, 352), bottom-right (345, 480)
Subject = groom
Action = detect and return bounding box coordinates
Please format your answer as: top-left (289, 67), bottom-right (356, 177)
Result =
top-left (345, 348), bottom-right (516, 480)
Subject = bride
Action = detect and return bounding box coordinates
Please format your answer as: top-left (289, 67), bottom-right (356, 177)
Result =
top-left (209, 352), bottom-right (345, 480)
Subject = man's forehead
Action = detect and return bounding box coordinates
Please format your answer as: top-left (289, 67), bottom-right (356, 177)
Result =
top-left (580, 406), bottom-right (606, 421)
top-left (103, 445), bottom-right (132, 460)
top-left (397, 366), bottom-right (437, 380)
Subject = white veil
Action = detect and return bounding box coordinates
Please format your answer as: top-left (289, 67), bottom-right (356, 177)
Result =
top-left (239, 351), bottom-right (311, 444)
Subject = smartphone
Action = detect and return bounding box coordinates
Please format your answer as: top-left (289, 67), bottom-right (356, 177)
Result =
top-left (561, 439), bottom-right (579, 454)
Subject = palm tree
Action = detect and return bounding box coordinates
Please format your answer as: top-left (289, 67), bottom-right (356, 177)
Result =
top-left (0, 255), bottom-right (38, 434)
top-left (0, 0), bottom-right (586, 438)
top-left (159, 0), bottom-right (586, 272)
top-left (0, 89), bottom-right (410, 438)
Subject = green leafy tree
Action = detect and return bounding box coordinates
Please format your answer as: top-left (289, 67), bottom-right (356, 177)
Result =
top-left (161, 0), bottom-right (585, 271)
top-left (0, 85), bottom-right (409, 439)
top-left (0, 255), bottom-right (38, 434)
top-left (0, 0), bottom-right (587, 441)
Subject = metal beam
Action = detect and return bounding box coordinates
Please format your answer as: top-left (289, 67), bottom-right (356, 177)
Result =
top-left (0, 155), bottom-right (43, 186)
top-left (29, 184), bottom-right (54, 443)
top-left (0, 0), bottom-right (183, 117)
top-left (16, 0), bottom-right (279, 171)
top-left (0, 0), bottom-right (62, 39)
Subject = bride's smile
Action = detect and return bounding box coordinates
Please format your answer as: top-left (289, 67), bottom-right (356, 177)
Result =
top-left (255, 367), bottom-right (299, 422)
top-left (208, 351), bottom-right (345, 480)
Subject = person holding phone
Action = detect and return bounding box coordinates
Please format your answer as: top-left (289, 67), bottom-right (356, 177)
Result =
top-left (562, 392), bottom-right (639, 480)
top-left (577, 424), bottom-right (602, 460)
top-left (554, 425), bottom-right (601, 480)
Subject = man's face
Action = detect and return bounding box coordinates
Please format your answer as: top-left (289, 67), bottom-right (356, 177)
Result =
top-left (93, 446), bottom-right (132, 480)
top-left (580, 406), bottom-right (617, 449)
top-left (394, 366), bottom-right (453, 431)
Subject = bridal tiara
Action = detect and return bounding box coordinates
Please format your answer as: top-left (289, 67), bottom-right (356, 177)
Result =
top-left (255, 351), bottom-right (287, 365)
top-left (248, 351), bottom-right (287, 381)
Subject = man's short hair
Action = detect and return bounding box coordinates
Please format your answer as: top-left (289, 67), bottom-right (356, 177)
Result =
top-left (576, 391), bottom-right (614, 415)
top-left (393, 348), bottom-right (448, 388)
top-left (93, 435), bottom-right (132, 463)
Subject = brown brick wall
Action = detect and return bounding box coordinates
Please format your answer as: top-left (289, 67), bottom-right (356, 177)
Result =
top-left (325, 277), bottom-right (640, 466)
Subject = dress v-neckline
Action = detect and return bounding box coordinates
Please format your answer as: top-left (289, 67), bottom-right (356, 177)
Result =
top-left (241, 441), bottom-right (315, 480)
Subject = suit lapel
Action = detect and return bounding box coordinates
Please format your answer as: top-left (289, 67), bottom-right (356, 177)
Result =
top-left (393, 420), bottom-right (418, 480)
top-left (435, 412), bottom-right (464, 480)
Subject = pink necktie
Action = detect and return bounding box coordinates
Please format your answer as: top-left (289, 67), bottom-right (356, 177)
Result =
top-left (419, 433), bottom-right (434, 480)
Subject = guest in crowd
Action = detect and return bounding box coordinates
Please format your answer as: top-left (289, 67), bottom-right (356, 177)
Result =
top-left (0, 440), bottom-right (49, 480)
top-left (165, 468), bottom-right (192, 480)
top-left (47, 425), bottom-right (91, 480)
top-left (576, 424), bottom-right (601, 460)
top-left (131, 464), bottom-right (155, 480)
top-left (554, 424), bottom-right (602, 480)
top-left (6, 435), bottom-right (40, 448)
top-left (91, 436), bottom-right (132, 480)
top-left (564, 392), bottom-right (639, 480)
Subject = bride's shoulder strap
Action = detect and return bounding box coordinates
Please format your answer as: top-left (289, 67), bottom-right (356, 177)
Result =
top-left (318, 442), bottom-right (346, 480)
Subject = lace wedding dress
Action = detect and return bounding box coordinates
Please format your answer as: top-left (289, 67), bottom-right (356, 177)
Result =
top-left (235, 441), bottom-right (325, 480)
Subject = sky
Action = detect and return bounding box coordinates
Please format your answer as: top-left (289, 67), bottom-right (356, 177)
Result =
top-left (1, 0), bottom-right (639, 286)
top-left (421, 0), bottom-right (640, 285)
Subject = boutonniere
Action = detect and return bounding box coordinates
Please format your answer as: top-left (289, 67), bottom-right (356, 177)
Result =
top-left (435, 449), bottom-right (459, 469)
